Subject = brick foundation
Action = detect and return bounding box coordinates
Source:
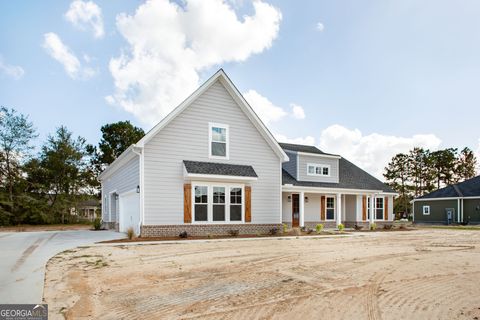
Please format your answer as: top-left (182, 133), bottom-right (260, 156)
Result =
top-left (141, 223), bottom-right (283, 237)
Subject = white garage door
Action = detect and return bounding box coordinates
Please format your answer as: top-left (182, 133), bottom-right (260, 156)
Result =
top-left (119, 191), bottom-right (140, 235)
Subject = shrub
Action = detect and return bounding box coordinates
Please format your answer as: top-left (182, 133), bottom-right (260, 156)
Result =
top-left (269, 227), bottom-right (279, 235)
top-left (93, 218), bottom-right (102, 230)
top-left (293, 228), bottom-right (302, 236)
top-left (228, 229), bottom-right (239, 237)
top-left (383, 224), bottom-right (393, 230)
top-left (306, 228), bottom-right (313, 234)
top-left (354, 224), bottom-right (363, 231)
top-left (127, 227), bottom-right (134, 240)
top-left (316, 224), bottom-right (324, 234)
top-left (283, 223), bottom-right (288, 233)
top-left (179, 231), bottom-right (188, 238)
top-left (337, 223), bottom-right (345, 232)
top-left (370, 223), bottom-right (377, 231)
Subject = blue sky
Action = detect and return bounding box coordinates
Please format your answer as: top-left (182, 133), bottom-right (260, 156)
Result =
top-left (1, 0), bottom-right (479, 178)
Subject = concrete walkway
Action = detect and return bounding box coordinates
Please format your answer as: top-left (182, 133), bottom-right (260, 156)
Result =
top-left (0, 230), bottom-right (124, 304)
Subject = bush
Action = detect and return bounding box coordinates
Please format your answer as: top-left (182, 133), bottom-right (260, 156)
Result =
top-left (228, 229), bottom-right (239, 237)
top-left (283, 223), bottom-right (288, 233)
top-left (337, 223), bottom-right (345, 232)
top-left (127, 227), bottom-right (134, 240)
top-left (93, 218), bottom-right (101, 230)
top-left (269, 227), bottom-right (279, 235)
top-left (179, 231), bottom-right (188, 238)
top-left (354, 224), bottom-right (363, 231)
top-left (316, 224), bottom-right (324, 234)
top-left (383, 224), bottom-right (393, 230)
top-left (293, 228), bottom-right (302, 236)
top-left (306, 228), bottom-right (313, 234)
top-left (370, 223), bottom-right (377, 231)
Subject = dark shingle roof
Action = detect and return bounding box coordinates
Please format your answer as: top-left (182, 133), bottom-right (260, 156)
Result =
top-left (417, 175), bottom-right (480, 199)
top-left (278, 142), bottom-right (339, 157)
top-left (183, 160), bottom-right (257, 177)
top-left (282, 158), bottom-right (395, 193)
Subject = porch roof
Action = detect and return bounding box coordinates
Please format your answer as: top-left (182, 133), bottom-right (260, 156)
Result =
top-left (282, 157), bottom-right (395, 193)
top-left (183, 160), bottom-right (258, 178)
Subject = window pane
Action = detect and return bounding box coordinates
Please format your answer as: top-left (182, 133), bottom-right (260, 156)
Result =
top-left (211, 142), bottom-right (226, 157)
top-left (195, 204), bottom-right (208, 221)
top-left (230, 188), bottom-right (242, 204)
top-left (323, 167), bottom-right (329, 175)
top-left (308, 166), bottom-right (314, 174)
top-left (213, 205), bottom-right (225, 221)
top-left (212, 127), bottom-right (226, 142)
top-left (326, 209), bottom-right (334, 220)
top-left (213, 187), bottom-right (225, 203)
top-left (376, 209), bottom-right (383, 220)
top-left (316, 167), bottom-right (321, 174)
top-left (376, 198), bottom-right (383, 209)
top-left (326, 197), bottom-right (334, 208)
top-left (195, 186), bottom-right (208, 203)
top-left (230, 205), bottom-right (242, 221)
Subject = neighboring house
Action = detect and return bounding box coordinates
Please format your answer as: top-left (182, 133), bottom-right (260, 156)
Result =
top-left (99, 69), bottom-right (396, 237)
top-left (412, 176), bottom-right (480, 224)
top-left (70, 199), bottom-right (100, 221)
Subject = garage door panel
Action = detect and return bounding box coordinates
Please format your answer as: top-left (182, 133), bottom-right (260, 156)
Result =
top-left (119, 192), bottom-right (140, 235)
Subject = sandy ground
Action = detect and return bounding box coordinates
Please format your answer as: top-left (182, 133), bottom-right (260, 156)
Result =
top-left (44, 229), bottom-right (480, 320)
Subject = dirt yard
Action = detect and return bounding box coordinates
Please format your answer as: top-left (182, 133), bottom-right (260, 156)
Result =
top-left (44, 229), bottom-right (480, 320)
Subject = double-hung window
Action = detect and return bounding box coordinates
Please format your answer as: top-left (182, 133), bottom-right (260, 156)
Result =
top-left (209, 123), bottom-right (228, 158)
top-left (193, 183), bottom-right (243, 223)
top-left (307, 163), bottom-right (330, 177)
top-left (326, 197), bottom-right (335, 220)
top-left (376, 197), bottom-right (384, 220)
top-left (423, 205), bottom-right (430, 215)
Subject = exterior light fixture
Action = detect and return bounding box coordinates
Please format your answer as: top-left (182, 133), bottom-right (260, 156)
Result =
top-left (305, 196), bottom-right (309, 203)
top-left (287, 195), bottom-right (291, 202)
top-left (136, 185), bottom-right (140, 193)
top-left (114, 193), bottom-right (119, 200)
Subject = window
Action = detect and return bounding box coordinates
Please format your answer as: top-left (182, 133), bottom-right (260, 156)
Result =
top-left (367, 197), bottom-right (371, 220)
top-left (326, 197), bottom-right (335, 220)
top-left (194, 186), bottom-right (208, 221)
top-left (376, 197), bottom-right (384, 220)
top-left (230, 188), bottom-right (242, 221)
top-left (307, 163), bottom-right (330, 177)
top-left (209, 123), bottom-right (228, 158)
top-left (193, 183), bottom-right (243, 223)
top-left (423, 205), bottom-right (430, 215)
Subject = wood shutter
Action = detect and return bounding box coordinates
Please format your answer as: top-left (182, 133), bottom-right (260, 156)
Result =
top-left (184, 184), bottom-right (192, 223)
top-left (245, 186), bottom-right (251, 222)
top-left (362, 196), bottom-right (367, 221)
top-left (384, 197), bottom-right (388, 220)
top-left (320, 196), bottom-right (326, 220)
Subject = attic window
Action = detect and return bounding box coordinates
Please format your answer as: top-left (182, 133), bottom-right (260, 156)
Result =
top-left (307, 163), bottom-right (330, 177)
top-left (209, 123), bottom-right (229, 159)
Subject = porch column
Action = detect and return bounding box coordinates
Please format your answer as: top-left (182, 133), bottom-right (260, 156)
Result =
top-left (369, 194), bottom-right (375, 224)
top-left (336, 193), bottom-right (342, 226)
top-left (299, 191), bottom-right (305, 227)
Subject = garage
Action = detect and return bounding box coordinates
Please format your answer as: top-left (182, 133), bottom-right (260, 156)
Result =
top-left (119, 191), bottom-right (140, 235)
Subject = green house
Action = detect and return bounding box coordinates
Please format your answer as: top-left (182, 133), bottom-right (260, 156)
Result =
top-left (412, 176), bottom-right (480, 224)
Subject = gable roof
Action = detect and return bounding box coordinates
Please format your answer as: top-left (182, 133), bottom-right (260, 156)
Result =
top-left (136, 69), bottom-right (288, 162)
top-left (279, 142), bottom-right (339, 157)
top-left (183, 160), bottom-right (257, 177)
top-left (416, 175), bottom-right (480, 199)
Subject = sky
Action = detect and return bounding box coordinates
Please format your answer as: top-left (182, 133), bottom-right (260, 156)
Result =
top-left (1, 0), bottom-right (479, 180)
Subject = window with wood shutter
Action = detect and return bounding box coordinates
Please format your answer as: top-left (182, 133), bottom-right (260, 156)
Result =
top-left (184, 184), bottom-right (192, 223)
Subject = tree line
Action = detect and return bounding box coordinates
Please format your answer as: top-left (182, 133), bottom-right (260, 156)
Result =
top-left (0, 106), bottom-right (144, 226)
top-left (383, 147), bottom-right (477, 215)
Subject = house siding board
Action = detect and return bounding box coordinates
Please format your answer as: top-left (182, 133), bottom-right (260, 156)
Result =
top-left (297, 154), bottom-right (339, 183)
top-left (414, 199), bottom-right (459, 223)
top-left (101, 156), bottom-right (139, 222)
top-left (345, 195), bottom-right (356, 222)
top-left (304, 193), bottom-right (321, 222)
top-left (282, 150), bottom-right (297, 179)
top-left (282, 193), bottom-right (292, 222)
top-left (143, 80), bottom-right (281, 225)
top-left (463, 199), bottom-right (480, 223)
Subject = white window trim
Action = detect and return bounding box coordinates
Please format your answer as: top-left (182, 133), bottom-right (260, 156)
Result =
top-left (423, 205), bottom-right (430, 215)
top-left (192, 181), bottom-right (244, 224)
top-left (325, 196), bottom-right (335, 220)
top-left (209, 122), bottom-right (229, 160)
top-left (375, 197), bottom-right (385, 221)
top-left (307, 163), bottom-right (331, 177)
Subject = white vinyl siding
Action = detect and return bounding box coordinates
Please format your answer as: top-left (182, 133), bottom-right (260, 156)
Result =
top-left (101, 156), bottom-right (139, 223)
top-left (143, 79), bottom-right (282, 225)
top-left (297, 154), bottom-right (339, 183)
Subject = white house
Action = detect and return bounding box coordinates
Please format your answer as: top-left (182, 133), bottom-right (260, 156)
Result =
top-left (99, 69), bottom-right (396, 237)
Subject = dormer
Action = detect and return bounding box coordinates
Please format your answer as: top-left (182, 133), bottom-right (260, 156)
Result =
top-left (279, 143), bottom-right (340, 183)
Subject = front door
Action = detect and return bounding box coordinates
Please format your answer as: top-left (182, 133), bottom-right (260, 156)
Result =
top-left (292, 194), bottom-right (299, 227)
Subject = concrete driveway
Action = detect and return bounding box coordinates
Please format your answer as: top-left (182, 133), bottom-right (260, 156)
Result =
top-left (0, 230), bottom-right (124, 304)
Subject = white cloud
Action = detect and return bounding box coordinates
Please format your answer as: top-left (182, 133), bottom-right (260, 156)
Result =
top-left (275, 134), bottom-right (315, 146)
top-left (0, 57), bottom-right (24, 80)
top-left (290, 103), bottom-right (305, 119)
top-left (42, 32), bottom-right (96, 79)
top-left (318, 124), bottom-right (442, 179)
top-left (65, 0), bottom-right (104, 39)
top-left (108, 0), bottom-right (282, 126)
top-left (243, 89), bottom-right (287, 125)
top-left (316, 22), bottom-right (324, 32)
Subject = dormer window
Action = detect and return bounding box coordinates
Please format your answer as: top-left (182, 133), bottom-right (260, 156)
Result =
top-left (307, 163), bottom-right (330, 177)
top-left (209, 123), bottom-right (229, 159)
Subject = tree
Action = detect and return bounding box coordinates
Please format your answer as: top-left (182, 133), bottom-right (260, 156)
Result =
top-left (384, 153), bottom-right (410, 215)
top-left (455, 147), bottom-right (477, 182)
top-left (430, 148), bottom-right (457, 188)
top-left (0, 106), bottom-right (37, 223)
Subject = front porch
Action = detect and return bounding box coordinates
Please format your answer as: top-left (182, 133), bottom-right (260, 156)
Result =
top-left (282, 189), bottom-right (394, 229)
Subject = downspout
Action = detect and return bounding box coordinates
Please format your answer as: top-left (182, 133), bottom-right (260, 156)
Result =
top-left (132, 146), bottom-right (144, 235)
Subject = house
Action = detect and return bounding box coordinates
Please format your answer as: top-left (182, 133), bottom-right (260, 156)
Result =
top-left (412, 175), bottom-right (480, 224)
top-left (70, 199), bottom-right (100, 221)
top-left (99, 69), bottom-right (396, 237)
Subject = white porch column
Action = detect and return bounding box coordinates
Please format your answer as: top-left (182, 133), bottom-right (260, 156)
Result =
top-left (336, 193), bottom-right (342, 226)
top-left (369, 194), bottom-right (375, 224)
top-left (299, 191), bottom-right (305, 227)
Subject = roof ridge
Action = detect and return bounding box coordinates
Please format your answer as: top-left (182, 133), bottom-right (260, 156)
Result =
top-left (452, 184), bottom-right (464, 197)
